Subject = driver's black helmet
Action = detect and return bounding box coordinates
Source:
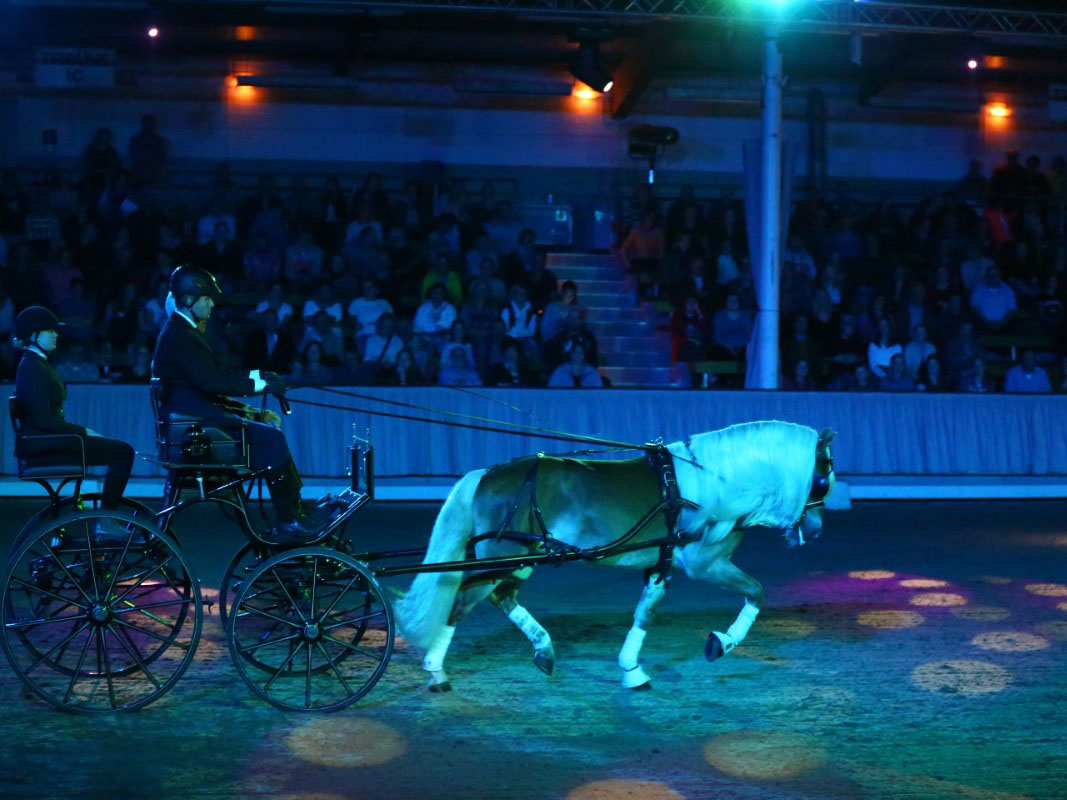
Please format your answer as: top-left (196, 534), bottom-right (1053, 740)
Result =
top-left (169, 265), bottom-right (221, 303)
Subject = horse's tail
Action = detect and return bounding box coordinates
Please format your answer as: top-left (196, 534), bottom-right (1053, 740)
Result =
top-left (394, 468), bottom-right (486, 650)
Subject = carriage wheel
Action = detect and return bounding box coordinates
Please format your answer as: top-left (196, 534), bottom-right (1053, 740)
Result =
top-left (0, 509), bottom-right (202, 712)
top-left (11, 496), bottom-right (166, 559)
top-left (227, 547), bottom-right (392, 712)
top-left (218, 542), bottom-right (267, 627)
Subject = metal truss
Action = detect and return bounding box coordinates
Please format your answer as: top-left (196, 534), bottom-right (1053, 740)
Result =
top-left (316, 1), bottom-right (1067, 43)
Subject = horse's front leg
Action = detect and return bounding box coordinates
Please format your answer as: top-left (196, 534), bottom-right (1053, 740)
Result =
top-left (617, 571), bottom-right (669, 690)
top-left (695, 558), bottom-right (764, 662)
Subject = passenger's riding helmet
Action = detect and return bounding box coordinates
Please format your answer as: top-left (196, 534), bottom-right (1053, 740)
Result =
top-left (15, 306), bottom-right (63, 341)
top-left (169, 265), bottom-right (222, 304)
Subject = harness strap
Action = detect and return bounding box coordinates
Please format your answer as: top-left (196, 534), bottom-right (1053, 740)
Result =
top-left (645, 444), bottom-right (700, 582)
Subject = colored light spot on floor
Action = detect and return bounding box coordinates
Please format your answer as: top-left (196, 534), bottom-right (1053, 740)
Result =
top-left (911, 660), bottom-right (1012, 695)
top-left (703, 730), bottom-right (825, 779)
top-left (980, 576), bottom-right (1011, 585)
top-left (1025, 583), bottom-right (1067, 597)
top-left (287, 717), bottom-right (406, 767)
top-left (909, 592), bottom-right (968, 607)
top-left (757, 618), bottom-right (816, 638)
top-left (192, 635), bottom-right (226, 662)
top-left (1017, 534), bottom-right (1067, 548)
top-left (199, 586), bottom-right (220, 603)
top-left (857, 610), bottom-right (925, 629)
top-left (950, 605), bottom-right (1011, 622)
top-left (899, 578), bottom-right (948, 589)
top-left (972, 632), bottom-right (1049, 652)
top-left (1034, 621), bottom-right (1067, 641)
top-left (566, 780), bottom-right (684, 800)
top-left (1058, 602), bottom-right (1067, 613)
top-left (849, 570), bottom-right (895, 580)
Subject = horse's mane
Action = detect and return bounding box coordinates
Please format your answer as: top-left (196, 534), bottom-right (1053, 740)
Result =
top-left (668, 420), bottom-right (818, 533)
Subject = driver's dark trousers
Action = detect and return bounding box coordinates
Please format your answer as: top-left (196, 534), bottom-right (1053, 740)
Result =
top-left (245, 421), bottom-right (304, 522)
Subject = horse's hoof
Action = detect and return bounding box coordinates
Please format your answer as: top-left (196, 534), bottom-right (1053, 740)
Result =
top-left (533, 647), bottom-right (555, 676)
top-left (428, 681), bottom-right (452, 693)
top-left (705, 631), bottom-right (731, 662)
top-left (631, 681), bottom-right (652, 691)
top-left (621, 665), bottom-right (651, 689)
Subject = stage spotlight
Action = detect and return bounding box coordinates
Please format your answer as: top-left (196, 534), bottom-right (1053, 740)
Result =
top-left (967, 58), bottom-right (978, 70)
top-left (147, 26), bottom-right (159, 38)
top-left (571, 42), bottom-right (613, 94)
top-left (987, 102), bottom-right (1012, 118)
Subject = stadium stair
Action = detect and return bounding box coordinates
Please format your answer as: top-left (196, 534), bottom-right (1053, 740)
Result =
top-left (547, 253), bottom-right (672, 387)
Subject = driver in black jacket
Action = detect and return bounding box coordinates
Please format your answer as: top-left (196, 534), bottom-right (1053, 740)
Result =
top-left (152, 265), bottom-right (334, 540)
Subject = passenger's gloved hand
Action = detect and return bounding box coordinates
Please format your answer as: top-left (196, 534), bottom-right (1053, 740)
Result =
top-left (248, 369), bottom-right (267, 393)
top-left (263, 372), bottom-right (291, 415)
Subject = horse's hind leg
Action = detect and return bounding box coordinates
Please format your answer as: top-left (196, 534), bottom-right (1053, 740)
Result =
top-left (489, 568), bottom-right (555, 675)
top-left (423, 571), bottom-right (508, 692)
top-left (618, 571), bottom-right (669, 690)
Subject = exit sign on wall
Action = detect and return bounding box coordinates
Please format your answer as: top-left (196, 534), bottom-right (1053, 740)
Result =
top-left (1050, 84), bottom-right (1067, 121)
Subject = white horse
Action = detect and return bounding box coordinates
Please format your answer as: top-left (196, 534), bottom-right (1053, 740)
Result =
top-left (394, 420), bottom-right (835, 691)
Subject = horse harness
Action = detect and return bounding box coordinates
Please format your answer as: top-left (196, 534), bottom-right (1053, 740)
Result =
top-left (470, 445), bottom-right (699, 582)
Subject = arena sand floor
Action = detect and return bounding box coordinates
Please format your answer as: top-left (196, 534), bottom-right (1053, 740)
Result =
top-left (0, 498), bottom-right (1065, 800)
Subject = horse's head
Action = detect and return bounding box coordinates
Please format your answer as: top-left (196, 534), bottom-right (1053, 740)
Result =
top-left (784, 428), bottom-right (836, 547)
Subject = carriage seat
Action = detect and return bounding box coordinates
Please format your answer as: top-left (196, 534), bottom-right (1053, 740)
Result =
top-left (7, 395), bottom-right (87, 481)
top-left (149, 379), bottom-right (250, 470)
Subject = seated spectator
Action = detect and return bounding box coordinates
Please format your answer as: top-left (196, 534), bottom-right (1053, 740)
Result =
top-left (958, 357), bottom-right (993, 393)
top-left (710, 293), bottom-right (753, 359)
top-left (437, 345), bottom-right (482, 387)
top-left (501, 283), bottom-right (538, 346)
top-left (783, 233), bottom-right (817, 281)
top-left (715, 240), bottom-right (739, 285)
top-left (199, 219), bottom-right (241, 283)
top-left (485, 199), bottom-right (523, 255)
top-left (878, 352), bottom-right (915, 391)
top-left (548, 343), bottom-right (603, 388)
top-left (284, 226), bottom-right (324, 286)
top-left (343, 200), bottom-right (383, 249)
top-left (970, 267), bottom-right (1017, 330)
top-left (499, 228), bottom-right (540, 286)
top-left (348, 277), bottom-right (393, 352)
top-left (670, 296), bottom-right (711, 369)
top-left (1004, 349), bottom-right (1051, 393)
top-left (927, 264), bottom-right (957, 312)
top-left (375, 347), bottom-right (424, 387)
top-left (523, 255), bottom-right (559, 313)
top-left (121, 343), bottom-right (153, 383)
top-left (302, 281), bottom-right (343, 323)
top-left (56, 278), bottom-right (95, 343)
top-left (486, 340), bottom-right (539, 387)
top-left (128, 113), bottom-right (167, 185)
top-left (347, 225), bottom-right (389, 283)
top-left (421, 252), bottom-right (464, 308)
top-left (1035, 274), bottom-right (1064, 337)
top-left (244, 307), bottom-right (295, 373)
top-left (102, 282), bottom-right (140, 352)
top-left (846, 364), bottom-right (876, 392)
top-left (139, 277), bottom-right (170, 342)
top-left (243, 231), bottom-right (282, 287)
top-left (413, 283), bottom-right (458, 346)
top-left (466, 234), bottom-right (498, 277)
top-left (857, 293), bottom-right (890, 344)
top-left (959, 242), bottom-right (994, 294)
top-left (460, 277), bottom-right (500, 373)
top-left (917, 355), bottom-right (947, 392)
top-left (944, 321), bottom-right (984, 383)
top-left (620, 210), bottom-right (665, 297)
top-left (825, 314), bottom-right (866, 386)
top-left (255, 282), bottom-right (294, 325)
top-left (54, 343), bottom-right (100, 383)
top-left (197, 198), bottom-right (237, 246)
top-left (673, 254), bottom-right (718, 311)
top-left (80, 127), bottom-right (120, 200)
top-left (867, 317), bottom-right (903, 378)
top-left (784, 359), bottom-right (816, 391)
top-left (903, 324), bottom-right (936, 380)
top-left (545, 306), bottom-right (598, 369)
top-left (298, 340), bottom-right (335, 386)
top-left (540, 280), bottom-right (581, 343)
top-left (782, 314), bottom-right (820, 377)
top-left (896, 282), bottom-right (934, 341)
top-left (361, 313), bottom-right (404, 369)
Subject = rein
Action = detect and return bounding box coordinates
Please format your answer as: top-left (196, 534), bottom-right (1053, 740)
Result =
top-left (286, 386), bottom-right (704, 468)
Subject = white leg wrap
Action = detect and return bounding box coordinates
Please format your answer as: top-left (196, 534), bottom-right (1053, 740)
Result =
top-left (422, 625), bottom-right (455, 673)
top-left (724, 601), bottom-right (760, 647)
top-left (618, 626), bottom-right (647, 670)
top-left (507, 604), bottom-right (551, 651)
top-left (621, 665), bottom-right (651, 689)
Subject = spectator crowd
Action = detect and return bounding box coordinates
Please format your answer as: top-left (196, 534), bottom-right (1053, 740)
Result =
top-left (0, 115), bottom-right (605, 389)
top-left (619, 148), bottom-right (1067, 393)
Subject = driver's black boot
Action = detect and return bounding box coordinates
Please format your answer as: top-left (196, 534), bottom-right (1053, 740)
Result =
top-left (267, 461), bottom-right (321, 542)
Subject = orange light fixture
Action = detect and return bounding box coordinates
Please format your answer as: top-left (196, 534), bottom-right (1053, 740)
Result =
top-left (987, 102), bottom-right (1012, 118)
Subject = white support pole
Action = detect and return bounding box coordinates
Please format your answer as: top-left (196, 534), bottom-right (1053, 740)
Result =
top-left (757, 23), bottom-right (784, 389)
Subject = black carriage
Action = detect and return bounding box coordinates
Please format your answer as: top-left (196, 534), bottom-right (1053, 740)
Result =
top-left (1, 385), bottom-right (391, 713)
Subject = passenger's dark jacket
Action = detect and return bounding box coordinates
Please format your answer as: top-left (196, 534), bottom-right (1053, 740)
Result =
top-left (152, 312), bottom-right (256, 421)
top-left (13, 349), bottom-right (87, 437)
